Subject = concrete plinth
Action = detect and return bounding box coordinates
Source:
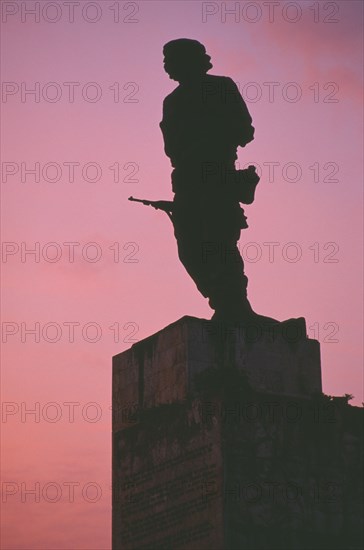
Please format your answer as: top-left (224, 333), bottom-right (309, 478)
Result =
top-left (112, 317), bottom-right (362, 550)
top-left (113, 316), bottom-right (321, 426)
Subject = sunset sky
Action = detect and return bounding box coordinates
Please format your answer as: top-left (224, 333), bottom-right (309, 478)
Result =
top-left (1, 1), bottom-right (363, 548)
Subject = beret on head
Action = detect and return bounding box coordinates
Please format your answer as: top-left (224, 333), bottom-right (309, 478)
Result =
top-left (163, 38), bottom-right (213, 72)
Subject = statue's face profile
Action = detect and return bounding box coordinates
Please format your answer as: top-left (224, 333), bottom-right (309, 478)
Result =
top-left (163, 55), bottom-right (181, 81)
top-left (163, 39), bottom-right (212, 83)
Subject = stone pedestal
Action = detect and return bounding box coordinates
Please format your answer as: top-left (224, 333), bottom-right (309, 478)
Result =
top-left (112, 317), bottom-right (363, 550)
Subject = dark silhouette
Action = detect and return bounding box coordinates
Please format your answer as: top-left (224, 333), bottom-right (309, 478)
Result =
top-left (159, 38), bottom-right (278, 323)
top-left (129, 39), bottom-right (290, 323)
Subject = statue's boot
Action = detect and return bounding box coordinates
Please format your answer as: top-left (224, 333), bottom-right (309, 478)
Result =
top-left (211, 297), bottom-right (278, 325)
top-left (211, 312), bottom-right (279, 328)
top-left (211, 299), bottom-right (306, 342)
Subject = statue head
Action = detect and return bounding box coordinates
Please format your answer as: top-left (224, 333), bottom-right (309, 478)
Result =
top-left (163, 38), bottom-right (213, 83)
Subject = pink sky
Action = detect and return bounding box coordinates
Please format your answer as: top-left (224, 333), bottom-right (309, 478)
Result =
top-left (1, 1), bottom-right (363, 548)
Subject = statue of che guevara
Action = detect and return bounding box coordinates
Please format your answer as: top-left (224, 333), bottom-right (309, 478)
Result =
top-left (130, 38), bottom-right (279, 324)
top-left (160, 38), bottom-right (280, 324)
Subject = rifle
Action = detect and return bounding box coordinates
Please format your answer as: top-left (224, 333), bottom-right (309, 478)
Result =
top-left (128, 196), bottom-right (174, 221)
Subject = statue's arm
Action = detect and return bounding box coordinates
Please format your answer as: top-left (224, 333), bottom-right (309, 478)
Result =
top-left (160, 97), bottom-right (173, 159)
top-left (160, 95), bottom-right (183, 162)
top-left (224, 77), bottom-right (255, 147)
top-left (160, 94), bottom-right (199, 165)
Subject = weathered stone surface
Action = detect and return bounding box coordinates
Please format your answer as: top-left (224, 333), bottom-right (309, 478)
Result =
top-left (112, 317), bottom-right (362, 550)
top-left (113, 400), bottom-right (224, 549)
top-left (113, 316), bottom-right (321, 431)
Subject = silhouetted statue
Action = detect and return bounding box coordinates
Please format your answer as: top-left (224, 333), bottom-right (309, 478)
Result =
top-left (159, 38), bottom-right (279, 324)
top-left (130, 38), bottom-right (282, 324)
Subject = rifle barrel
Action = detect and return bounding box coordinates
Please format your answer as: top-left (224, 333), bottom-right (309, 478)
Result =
top-left (128, 196), bottom-right (150, 205)
top-left (128, 196), bottom-right (174, 221)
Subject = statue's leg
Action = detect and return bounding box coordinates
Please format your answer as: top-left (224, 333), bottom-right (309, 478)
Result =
top-left (202, 195), bottom-right (278, 324)
top-left (172, 190), bottom-right (255, 320)
top-left (199, 193), bottom-right (252, 320)
top-left (205, 239), bottom-right (253, 321)
top-left (207, 242), bottom-right (279, 325)
top-left (172, 193), bottom-right (212, 299)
